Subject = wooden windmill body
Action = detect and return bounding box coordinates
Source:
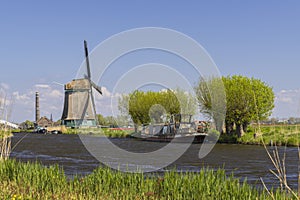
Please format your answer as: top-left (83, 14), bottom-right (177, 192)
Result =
top-left (61, 41), bottom-right (102, 128)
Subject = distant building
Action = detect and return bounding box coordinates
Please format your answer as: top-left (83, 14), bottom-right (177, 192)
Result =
top-left (36, 116), bottom-right (53, 128)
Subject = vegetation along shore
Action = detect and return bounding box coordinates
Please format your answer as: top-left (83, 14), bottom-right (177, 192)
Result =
top-left (0, 159), bottom-right (296, 200)
top-left (219, 124), bottom-right (300, 147)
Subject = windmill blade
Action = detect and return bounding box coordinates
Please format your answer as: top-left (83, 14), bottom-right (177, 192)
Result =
top-left (84, 40), bottom-right (91, 79)
top-left (79, 91), bottom-right (90, 126)
top-left (84, 75), bottom-right (102, 95)
top-left (84, 41), bottom-right (102, 95)
top-left (84, 40), bottom-right (98, 126)
top-left (91, 81), bottom-right (102, 95)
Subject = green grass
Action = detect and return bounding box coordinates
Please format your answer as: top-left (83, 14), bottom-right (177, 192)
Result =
top-left (238, 124), bottom-right (300, 146)
top-left (12, 127), bottom-right (131, 138)
top-left (0, 159), bottom-right (294, 200)
top-left (100, 128), bottom-right (132, 138)
top-left (63, 127), bottom-right (132, 138)
top-left (11, 129), bottom-right (34, 134)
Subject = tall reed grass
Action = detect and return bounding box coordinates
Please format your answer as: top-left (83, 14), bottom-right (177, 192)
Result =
top-left (0, 159), bottom-right (292, 200)
top-left (260, 140), bottom-right (299, 199)
top-left (0, 130), bottom-right (11, 161)
top-left (0, 93), bottom-right (12, 161)
top-left (258, 125), bottom-right (300, 199)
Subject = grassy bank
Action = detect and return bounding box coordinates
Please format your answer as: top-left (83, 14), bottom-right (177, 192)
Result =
top-left (219, 125), bottom-right (300, 146)
top-left (63, 128), bottom-right (132, 138)
top-left (239, 124), bottom-right (300, 146)
top-left (12, 128), bottom-right (132, 138)
top-left (0, 159), bottom-right (293, 200)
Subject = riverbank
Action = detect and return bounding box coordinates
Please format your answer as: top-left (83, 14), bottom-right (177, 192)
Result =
top-left (99, 124), bottom-right (300, 147)
top-left (64, 128), bottom-right (132, 138)
top-left (0, 159), bottom-right (293, 200)
top-left (219, 125), bottom-right (300, 147)
top-left (12, 128), bottom-right (132, 138)
top-left (12, 124), bottom-right (300, 146)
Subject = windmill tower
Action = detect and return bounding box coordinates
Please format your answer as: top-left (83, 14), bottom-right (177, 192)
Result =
top-left (61, 41), bottom-right (102, 128)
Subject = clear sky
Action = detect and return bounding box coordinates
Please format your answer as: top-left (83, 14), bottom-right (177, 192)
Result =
top-left (0, 1), bottom-right (299, 123)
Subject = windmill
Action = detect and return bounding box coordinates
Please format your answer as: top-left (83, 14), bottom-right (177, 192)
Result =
top-left (61, 41), bottom-right (102, 128)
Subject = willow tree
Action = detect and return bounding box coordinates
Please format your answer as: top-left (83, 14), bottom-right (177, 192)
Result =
top-left (195, 77), bottom-right (226, 133)
top-left (118, 90), bottom-right (178, 132)
top-left (173, 89), bottom-right (197, 115)
top-left (223, 76), bottom-right (274, 137)
top-left (196, 75), bottom-right (274, 137)
top-left (118, 89), bottom-right (197, 132)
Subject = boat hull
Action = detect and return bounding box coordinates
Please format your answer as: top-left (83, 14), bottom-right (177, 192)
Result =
top-left (131, 133), bottom-right (207, 143)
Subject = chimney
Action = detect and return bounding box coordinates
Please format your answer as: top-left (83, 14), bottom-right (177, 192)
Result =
top-left (35, 92), bottom-right (40, 122)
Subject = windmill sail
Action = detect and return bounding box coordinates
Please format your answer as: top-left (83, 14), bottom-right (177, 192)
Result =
top-left (84, 40), bottom-right (99, 126)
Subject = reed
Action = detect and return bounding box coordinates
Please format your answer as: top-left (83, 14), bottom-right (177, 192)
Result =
top-left (0, 159), bottom-right (290, 199)
top-left (298, 143), bottom-right (300, 198)
top-left (0, 94), bottom-right (12, 161)
top-left (260, 140), bottom-right (298, 199)
top-left (0, 130), bottom-right (11, 161)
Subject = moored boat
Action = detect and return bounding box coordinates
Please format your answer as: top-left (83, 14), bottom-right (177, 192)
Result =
top-left (131, 114), bottom-right (209, 143)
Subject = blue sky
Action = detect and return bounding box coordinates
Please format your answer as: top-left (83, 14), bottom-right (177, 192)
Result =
top-left (0, 1), bottom-right (299, 122)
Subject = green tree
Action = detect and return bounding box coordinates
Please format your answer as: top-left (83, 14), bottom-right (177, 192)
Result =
top-left (195, 77), bottom-right (226, 133)
top-left (20, 120), bottom-right (34, 129)
top-left (223, 76), bottom-right (274, 137)
top-left (105, 116), bottom-right (118, 127)
top-left (97, 114), bottom-right (107, 126)
top-left (119, 90), bottom-right (195, 132)
top-left (114, 115), bottom-right (131, 127)
top-left (174, 88), bottom-right (197, 115)
top-left (195, 75), bottom-right (274, 137)
top-left (127, 90), bottom-right (149, 129)
top-left (118, 94), bottom-right (130, 116)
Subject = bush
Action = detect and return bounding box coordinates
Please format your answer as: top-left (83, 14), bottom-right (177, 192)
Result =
top-left (207, 129), bottom-right (220, 141)
top-left (218, 134), bottom-right (238, 143)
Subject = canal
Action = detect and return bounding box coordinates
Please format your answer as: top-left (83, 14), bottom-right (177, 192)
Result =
top-left (10, 133), bottom-right (298, 190)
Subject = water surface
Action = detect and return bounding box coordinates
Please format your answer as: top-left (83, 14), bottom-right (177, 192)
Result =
top-left (11, 133), bottom-right (298, 189)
